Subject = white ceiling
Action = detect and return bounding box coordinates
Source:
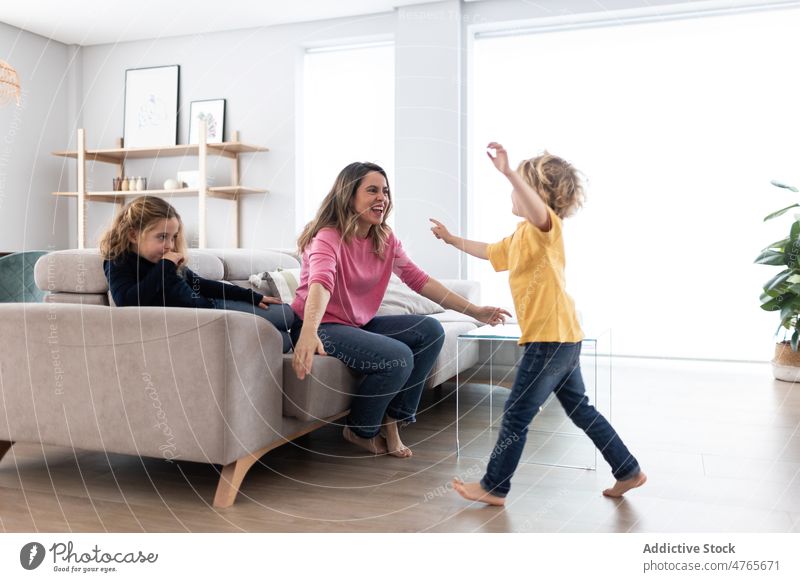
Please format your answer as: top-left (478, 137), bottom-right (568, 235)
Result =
top-left (0, 0), bottom-right (438, 46)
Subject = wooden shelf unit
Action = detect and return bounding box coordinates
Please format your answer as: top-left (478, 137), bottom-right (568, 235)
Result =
top-left (53, 124), bottom-right (269, 248)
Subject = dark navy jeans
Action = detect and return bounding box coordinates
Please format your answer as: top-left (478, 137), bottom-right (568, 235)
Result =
top-left (212, 298), bottom-right (294, 353)
top-left (291, 315), bottom-right (445, 438)
top-left (481, 341), bottom-right (640, 497)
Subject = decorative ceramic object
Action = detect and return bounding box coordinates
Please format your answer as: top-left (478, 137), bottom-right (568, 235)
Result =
top-left (163, 178), bottom-right (181, 190)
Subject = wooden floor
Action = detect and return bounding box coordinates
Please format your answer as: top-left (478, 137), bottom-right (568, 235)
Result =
top-left (1, 358), bottom-right (799, 533)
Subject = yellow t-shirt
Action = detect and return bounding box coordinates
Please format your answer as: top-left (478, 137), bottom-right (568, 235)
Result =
top-left (487, 206), bottom-right (583, 344)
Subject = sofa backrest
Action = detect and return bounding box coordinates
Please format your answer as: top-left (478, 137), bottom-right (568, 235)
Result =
top-left (34, 248), bottom-right (301, 306)
top-left (33, 248), bottom-right (480, 324)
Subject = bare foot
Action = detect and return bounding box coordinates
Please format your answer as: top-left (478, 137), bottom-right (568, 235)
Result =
top-left (342, 426), bottom-right (387, 455)
top-left (452, 478), bottom-right (506, 506)
top-left (381, 417), bottom-right (412, 458)
top-left (603, 471), bottom-right (647, 498)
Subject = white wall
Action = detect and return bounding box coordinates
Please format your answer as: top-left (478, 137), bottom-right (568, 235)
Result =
top-left (7, 0), bottom-right (770, 280)
top-left (75, 13), bottom-right (395, 252)
top-left (394, 0), bottom-right (462, 278)
top-left (0, 21), bottom-right (70, 252)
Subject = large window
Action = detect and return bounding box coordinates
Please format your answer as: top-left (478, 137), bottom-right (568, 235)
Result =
top-left (302, 43), bottom-right (395, 229)
top-left (471, 6), bottom-right (800, 361)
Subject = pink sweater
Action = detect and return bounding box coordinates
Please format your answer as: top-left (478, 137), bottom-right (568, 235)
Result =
top-left (291, 227), bottom-right (430, 327)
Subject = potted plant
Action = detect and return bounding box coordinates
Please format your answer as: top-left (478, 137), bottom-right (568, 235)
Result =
top-left (757, 180), bottom-right (800, 381)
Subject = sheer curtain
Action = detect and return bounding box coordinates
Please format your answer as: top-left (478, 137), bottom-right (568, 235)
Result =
top-left (470, 7), bottom-right (800, 361)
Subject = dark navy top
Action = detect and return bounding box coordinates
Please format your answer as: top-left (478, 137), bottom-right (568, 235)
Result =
top-left (104, 251), bottom-right (263, 308)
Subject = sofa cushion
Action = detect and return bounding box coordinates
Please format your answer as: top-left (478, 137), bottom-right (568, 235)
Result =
top-left (45, 292), bottom-right (109, 306)
top-left (204, 248), bottom-right (300, 281)
top-left (376, 275), bottom-right (444, 316)
top-left (34, 248), bottom-right (225, 294)
top-left (281, 355), bottom-right (359, 421)
top-left (185, 251), bottom-right (225, 280)
top-left (428, 310), bottom-right (480, 325)
top-left (34, 249), bottom-right (107, 294)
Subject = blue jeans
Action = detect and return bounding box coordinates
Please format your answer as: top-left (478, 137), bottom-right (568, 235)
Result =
top-left (291, 315), bottom-right (445, 438)
top-left (481, 342), bottom-right (640, 497)
top-left (212, 298), bottom-right (294, 353)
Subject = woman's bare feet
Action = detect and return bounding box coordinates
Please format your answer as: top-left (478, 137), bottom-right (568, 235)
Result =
top-left (603, 471), bottom-right (647, 498)
top-left (342, 426), bottom-right (387, 455)
top-left (452, 478), bottom-right (506, 506)
top-left (381, 417), bottom-right (413, 458)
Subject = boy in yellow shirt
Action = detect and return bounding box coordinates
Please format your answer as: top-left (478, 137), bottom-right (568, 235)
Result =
top-left (430, 142), bottom-right (646, 506)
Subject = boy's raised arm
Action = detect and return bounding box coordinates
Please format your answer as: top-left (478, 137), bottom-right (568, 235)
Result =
top-left (487, 141), bottom-right (551, 232)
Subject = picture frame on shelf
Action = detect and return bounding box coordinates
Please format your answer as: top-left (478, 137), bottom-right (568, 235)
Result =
top-left (123, 65), bottom-right (180, 148)
top-left (188, 98), bottom-right (226, 144)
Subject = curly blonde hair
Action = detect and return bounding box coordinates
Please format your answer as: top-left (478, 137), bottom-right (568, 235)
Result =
top-left (517, 152), bottom-right (585, 219)
top-left (297, 162), bottom-right (393, 259)
top-left (99, 196), bottom-right (187, 262)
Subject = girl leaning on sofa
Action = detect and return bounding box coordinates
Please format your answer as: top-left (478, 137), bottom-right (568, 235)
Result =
top-left (100, 196), bottom-right (295, 352)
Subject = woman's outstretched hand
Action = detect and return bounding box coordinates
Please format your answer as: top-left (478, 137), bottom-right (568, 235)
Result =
top-left (429, 218), bottom-right (454, 244)
top-left (292, 330), bottom-right (327, 380)
top-left (486, 141), bottom-right (511, 175)
top-left (472, 305), bottom-right (513, 326)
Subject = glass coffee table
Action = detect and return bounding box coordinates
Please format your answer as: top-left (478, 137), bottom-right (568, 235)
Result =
top-left (455, 324), bottom-right (608, 471)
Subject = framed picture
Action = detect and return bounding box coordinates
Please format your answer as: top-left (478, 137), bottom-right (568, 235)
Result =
top-left (188, 99), bottom-right (226, 144)
top-left (123, 65), bottom-right (179, 148)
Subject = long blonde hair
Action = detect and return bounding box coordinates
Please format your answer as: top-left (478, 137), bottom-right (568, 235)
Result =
top-left (99, 196), bottom-right (187, 261)
top-left (297, 162), bottom-right (393, 259)
top-left (517, 152), bottom-right (585, 219)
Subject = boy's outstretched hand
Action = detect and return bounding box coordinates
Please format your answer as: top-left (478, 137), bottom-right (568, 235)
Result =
top-left (472, 305), bottom-right (513, 326)
top-left (429, 218), bottom-right (454, 244)
top-left (487, 141), bottom-right (511, 175)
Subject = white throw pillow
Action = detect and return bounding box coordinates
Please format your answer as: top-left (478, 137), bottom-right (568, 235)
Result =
top-left (377, 275), bottom-right (445, 316)
top-left (249, 268), bottom-right (301, 303)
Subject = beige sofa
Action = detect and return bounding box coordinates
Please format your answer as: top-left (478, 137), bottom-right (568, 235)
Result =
top-left (0, 248), bottom-right (480, 507)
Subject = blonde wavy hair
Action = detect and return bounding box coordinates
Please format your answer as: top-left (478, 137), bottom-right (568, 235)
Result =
top-left (297, 162), bottom-right (393, 259)
top-left (99, 196), bottom-right (187, 262)
top-left (517, 152), bottom-right (585, 219)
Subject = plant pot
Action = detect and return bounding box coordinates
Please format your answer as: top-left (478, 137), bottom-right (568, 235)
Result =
top-left (772, 341), bottom-right (800, 382)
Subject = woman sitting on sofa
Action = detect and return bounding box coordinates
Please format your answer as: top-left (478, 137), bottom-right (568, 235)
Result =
top-left (291, 162), bottom-right (510, 458)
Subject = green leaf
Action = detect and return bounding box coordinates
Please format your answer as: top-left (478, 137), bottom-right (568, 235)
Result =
top-left (764, 204), bottom-right (800, 221)
top-left (754, 249), bottom-right (785, 265)
top-left (765, 237), bottom-right (790, 251)
top-left (761, 294), bottom-right (797, 311)
top-left (771, 180), bottom-right (799, 193)
top-left (792, 221), bottom-right (800, 243)
top-left (761, 293), bottom-right (795, 311)
top-left (780, 315), bottom-right (795, 331)
top-left (765, 269), bottom-right (792, 292)
top-left (791, 329), bottom-right (799, 352)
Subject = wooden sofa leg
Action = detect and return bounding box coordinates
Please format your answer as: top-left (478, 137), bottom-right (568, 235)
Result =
top-left (0, 440), bottom-right (14, 463)
top-left (212, 412), bottom-right (350, 508)
top-left (213, 448), bottom-right (270, 509)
